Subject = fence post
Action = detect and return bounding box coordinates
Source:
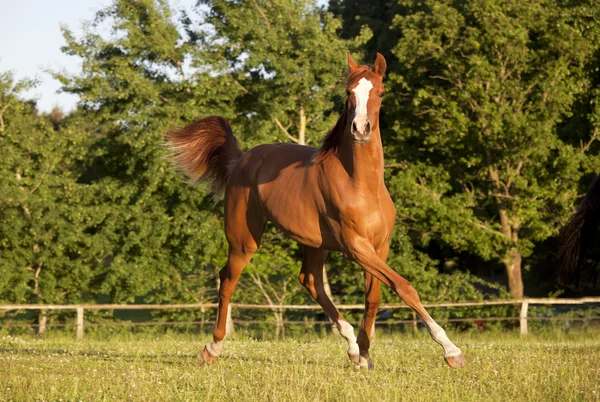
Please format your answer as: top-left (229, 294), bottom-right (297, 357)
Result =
top-left (76, 307), bottom-right (84, 340)
top-left (200, 304), bottom-right (206, 331)
top-left (520, 301), bottom-right (529, 336)
top-left (226, 304), bottom-right (234, 335)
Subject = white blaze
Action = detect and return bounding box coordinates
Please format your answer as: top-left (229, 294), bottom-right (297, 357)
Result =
top-left (352, 77), bottom-right (374, 122)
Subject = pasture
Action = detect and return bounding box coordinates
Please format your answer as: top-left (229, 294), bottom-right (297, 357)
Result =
top-left (1, 330), bottom-right (599, 401)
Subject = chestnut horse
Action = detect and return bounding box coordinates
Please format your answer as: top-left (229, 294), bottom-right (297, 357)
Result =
top-left (166, 52), bottom-right (466, 369)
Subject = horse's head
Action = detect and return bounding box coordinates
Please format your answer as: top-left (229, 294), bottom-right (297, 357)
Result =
top-left (345, 52), bottom-right (386, 143)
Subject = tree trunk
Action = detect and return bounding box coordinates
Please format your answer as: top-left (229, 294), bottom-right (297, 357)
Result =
top-left (274, 309), bottom-right (285, 338)
top-left (504, 249), bottom-right (524, 298)
top-left (37, 309), bottom-right (47, 336)
top-left (488, 162), bottom-right (524, 298)
top-left (299, 103), bottom-right (306, 146)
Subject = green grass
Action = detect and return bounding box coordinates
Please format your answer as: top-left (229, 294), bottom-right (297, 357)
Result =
top-left (0, 330), bottom-right (599, 401)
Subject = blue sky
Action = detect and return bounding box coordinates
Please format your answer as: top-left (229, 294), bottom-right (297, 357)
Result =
top-left (1, 1), bottom-right (112, 112)
top-left (1, 0), bottom-right (329, 114)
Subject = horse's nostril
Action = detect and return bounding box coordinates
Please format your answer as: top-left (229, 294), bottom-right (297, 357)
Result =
top-left (365, 121), bottom-right (371, 133)
top-left (352, 121), bottom-right (358, 133)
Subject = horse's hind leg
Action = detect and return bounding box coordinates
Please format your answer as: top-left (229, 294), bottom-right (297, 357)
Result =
top-left (202, 191), bottom-right (264, 365)
top-left (298, 247), bottom-right (360, 366)
top-left (201, 249), bottom-right (254, 365)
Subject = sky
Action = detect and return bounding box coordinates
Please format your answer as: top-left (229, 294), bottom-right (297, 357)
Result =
top-left (0, 0), bottom-right (195, 113)
top-left (1, 1), bottom-right (111, 112)
top-left (1, 0), bottom-right (330, 114)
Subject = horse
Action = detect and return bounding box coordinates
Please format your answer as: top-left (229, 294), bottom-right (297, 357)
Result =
top-left (165, 52), bottom-right (467, 369)
top-left (559, 173), bottom-right (600, 288)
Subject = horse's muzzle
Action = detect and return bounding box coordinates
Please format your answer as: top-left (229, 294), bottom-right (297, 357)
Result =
top-left (351, 119), bottom-right (371, 143)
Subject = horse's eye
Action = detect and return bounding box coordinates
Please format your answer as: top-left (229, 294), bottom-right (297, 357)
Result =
top-left (379, 92), bottom-right (385, 98)
top-left (346, 90), bottom-right (351, 96)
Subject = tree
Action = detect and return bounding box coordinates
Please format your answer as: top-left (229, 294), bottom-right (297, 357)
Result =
top-left (329, 0), bottom-right (403, 62)
top-left (55, 0), bottom-right (234, 307)
top-left (385, 0), bottom-right (599, 297)
top-left (192, 0), bottom-right (371, 146)
top-left (0, 72), bottom-right (97, 331)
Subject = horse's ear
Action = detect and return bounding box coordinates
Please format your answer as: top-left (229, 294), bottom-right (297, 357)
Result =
top-left (374, 53), bottom-right (387, 77)
top-left (347, 51), bottom-right (358, 71)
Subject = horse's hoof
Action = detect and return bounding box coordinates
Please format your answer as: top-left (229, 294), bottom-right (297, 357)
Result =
top-left (444, 353), bottom-right (467, 368)
top-left (200, 346), bottom-right (218, 366)
top-left (348, 353), bottom-right (360, 365)
top-left (358, 356), bottom-right (374, 370)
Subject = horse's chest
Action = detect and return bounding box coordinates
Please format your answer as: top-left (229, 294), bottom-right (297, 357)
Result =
top-left (344, 197), bottom-right (393, 247)
top-left (366, 209), bottom-right (391, 245)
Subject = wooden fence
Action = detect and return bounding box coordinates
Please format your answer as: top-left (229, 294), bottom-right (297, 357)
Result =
top-left (1, 297), bottom-right (599, 339)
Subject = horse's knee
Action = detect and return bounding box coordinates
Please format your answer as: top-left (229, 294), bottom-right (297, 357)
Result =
top-left (400, 280), bottom-right (421, 302)
top-left (364, 300), bottom-right (380, 317)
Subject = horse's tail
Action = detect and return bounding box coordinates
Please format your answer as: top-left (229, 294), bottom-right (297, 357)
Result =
top-left (558, 173), bottom-right (600, 287)
top-left (165, 116), bottom-right (243, 198)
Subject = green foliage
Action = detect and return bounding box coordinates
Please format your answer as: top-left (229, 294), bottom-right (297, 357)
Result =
top-left (390, 0), bottom-right (600, 295)
top-left (333, 0), bottom-right (600, 297)
top-left (2, 0), bottom-right (600, 332)
top-left (192, 0), bottom-right (370, 146)
top-left (54, 0), bottom-right (233, 307)
top-left (0, 73), bottom-right (101, 308)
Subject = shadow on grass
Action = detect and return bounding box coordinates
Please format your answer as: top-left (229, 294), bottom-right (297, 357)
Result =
top-left (0, 345), bottom-right (371, 370)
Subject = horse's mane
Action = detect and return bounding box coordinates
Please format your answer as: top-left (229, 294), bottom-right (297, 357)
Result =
top-left (314, 65), bottom-right (373, 162)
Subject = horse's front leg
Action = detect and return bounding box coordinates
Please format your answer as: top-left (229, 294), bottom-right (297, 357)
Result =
top-left (355, 244), bottom-right (387, 369)
top-left (347, 236), bottom-right (467, 368)
top-left (356, 271), bottom-right (380, 369)
top-left (299, 246), bottom-right (360, 366)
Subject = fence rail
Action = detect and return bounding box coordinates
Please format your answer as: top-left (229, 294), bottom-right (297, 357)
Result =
top-left (1, 297), bottom-right (599, 339)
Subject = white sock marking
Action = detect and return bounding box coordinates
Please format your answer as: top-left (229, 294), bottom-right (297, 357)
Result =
top-left (206, 339), bottom-right (224, 357)
top-left (337, 320), bottom-right (360, 357)
top-left (425, 320), bottom-right (462, 358)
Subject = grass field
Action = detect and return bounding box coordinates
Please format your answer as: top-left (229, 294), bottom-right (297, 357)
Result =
top-left (0, 329), bottom-right (599, 401)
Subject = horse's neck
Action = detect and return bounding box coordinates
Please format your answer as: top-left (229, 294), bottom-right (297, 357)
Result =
top-left (338, 128), bottom-right (385, 191)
